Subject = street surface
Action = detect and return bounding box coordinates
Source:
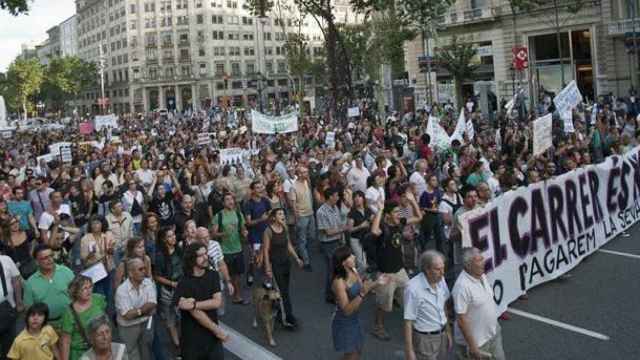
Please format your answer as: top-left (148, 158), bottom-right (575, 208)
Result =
top-left (220, 223), bottom-right (640, 360)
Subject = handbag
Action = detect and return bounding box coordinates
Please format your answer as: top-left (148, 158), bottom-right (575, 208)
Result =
top-left (0, 260), bottom-right (17, 333)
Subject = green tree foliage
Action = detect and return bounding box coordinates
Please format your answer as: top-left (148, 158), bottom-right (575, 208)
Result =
top-left (42, 56), bottom-right (97, 112)
top-left (0, 0), bottom-right (29, 15)
top-left (434, 36), bottom-right (477, 108)
top-left (5, 58), bottom-right (44, 119)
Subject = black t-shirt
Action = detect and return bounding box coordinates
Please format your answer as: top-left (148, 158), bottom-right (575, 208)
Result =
top-left (150, 193), bottom-right (175, 227)
top-left (348, 207), bottom-right (373, 241)
top-left (376, 223), bottom-right (404, 274)
top-left (173, 269), bottom-right (222, 357)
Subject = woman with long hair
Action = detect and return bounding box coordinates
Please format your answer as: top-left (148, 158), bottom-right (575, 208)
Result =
top-left (331, 246), bottom-right (385, 360)
top-left (265, 179), bottom-right (286, 211)
top-left (262, 208), bottom-right (303, 328)
top-left (154, 227), bottom-right (183, 349)
top-left (79, 216), bottom-right (115, 303)
top-left (140, 212), bottom-right (160, 262)
top-left (113, 237), bottom-right (152, 287)
top-left (2, 215), bottom-right (37, 279)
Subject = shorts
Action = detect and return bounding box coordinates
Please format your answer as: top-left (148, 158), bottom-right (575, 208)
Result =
top-left (375, 268), bottom-right (409, 312)
top-left (224, 251), bottom-right (245, 276)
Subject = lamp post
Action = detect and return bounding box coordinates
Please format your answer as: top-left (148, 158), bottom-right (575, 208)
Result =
top-left (98, 45), bottom-right (106, 114)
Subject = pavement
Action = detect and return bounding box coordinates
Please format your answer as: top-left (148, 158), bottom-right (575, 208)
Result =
top-left (218, 222), bottom-right (640, 360)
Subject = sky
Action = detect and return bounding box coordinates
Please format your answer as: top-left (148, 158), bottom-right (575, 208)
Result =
top-left (0, 0), bottom-right (76, 72)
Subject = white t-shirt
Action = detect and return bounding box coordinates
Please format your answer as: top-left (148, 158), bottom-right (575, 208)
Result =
top-left (409, 171), bottom-right (427, 200)
top-left (0, 256), bottom-right (19, 308)
top-left (452, 270), bottom-right (498, 348)
top-left (135, 169), bottom-right (155, 187)
top-left (347, 166), bottom-right (370, 193)
top-left (38, 204), bottom-right (73, 241)
top-left (365, 186), bottom-right (385, 213)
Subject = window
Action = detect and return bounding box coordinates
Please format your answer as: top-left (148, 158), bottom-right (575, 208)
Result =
top-left (216, 81), bottom-right (225, 90)
top-left (196, 0), bottom-right (203, 8)
top-left (277, 61), bottom-right (286, 73)
top-left (197, 14), bottom-right (204, 24)
top-left (275, 33), bottom-right (286, 41)
top-left (246, 62), bottom-right (255, 74)
top-left (161, 16), bottom-right (172, 26)
top-left (243, 33), bottom-right (254, 41)
top-left (274, 19), bottom-right (282, 26)
top-left (177, 16), bottom-right (189, 25)
top-left (228, 16), bottom-right (239, 24)
top-left (179, 33), bottom-right (189, 43)
top-left (212, 31), bottom-right (224, 40)
top-left (176, 0), bottom-right (188, 9)
top-left (181, 65), bottom-right (191, 76)
top-left (199, 63), bottom-right (207, 74)
top-left (227, 32), bottom-right (240, 40)
top-left (231, 80), bottom-right (243, 89)
top-left (165, 67), bottom-right (174, 78)
top-left (211, 15), bottom-right (223, 24)
top-left (231, 62), bottom-right (241, 75)
top-left (160, 1), bottom-right (171, 11)
top-left (130, 20), bottom-right (137, 30)
top-left (213, 47), bottom-right (225, 56)
top-left (265, 61), bottom-right (273, 74)
top-left (264, 32), bottom-right (271, 41)
top-left (199, 48), bottom-right (205, 56)
top-left (226, 1), bottom-right (237, 8)
top-left (149, 67), bottom-right (158, 79)
top-left (244, 47), bottom-right (255, 56)
top-left (264, 47), bottom-right (273, 56)
top-left (130, 4), bottom-right (136, 13)
top-left (145, 17), bottom-right (156, 28)
top-left (215, 63), bottom-right (225, 75)
top-left (242, 17), bottom-right (253, 25)
top-left (229, 47), bottom-right (240, 56)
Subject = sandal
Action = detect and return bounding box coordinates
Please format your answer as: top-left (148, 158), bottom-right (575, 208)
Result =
top-left (232, 298), bottom-right (250, 305)
top-left (371, 328), bottom-right (391, 341)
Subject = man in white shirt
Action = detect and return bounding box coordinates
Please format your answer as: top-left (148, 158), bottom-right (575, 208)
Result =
top-left (404, 250), bottom-right (451, 360)
top-left (115, 258), bottom-right (157, 360)
top-left (38, 191), bottom-right (75, 246)
top-left (0, 254), bottom-right (23, 358)
top-left (346, 157), bottom-right (370, 193)
top-left (452, 248), bottom-right (505, 360)
top-left (410, 159), bottom-right (429, 200)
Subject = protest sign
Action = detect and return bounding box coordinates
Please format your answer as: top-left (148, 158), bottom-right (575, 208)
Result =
top-left (80, 122), bottom-right (93, 134)
top-left (94, 114), bottom-right (119, 131)
top-left (460, 147), bottom-right (640, 314)
top-left (251, 110), bottom-right (298, 134)
top-left (36, 153), bottom-right (56, 164)
top-left (561, 109), bottom-right (575, 133)
top-left (347, 107), bottom-right (360, 118)
top-left (325, 131), bottom-right (336, 149)
top-left (197, 133), bottom-right (211, 146)
top-left (553, 80), bottom-right (583, 113)
top-left (49, 142), bottom-right (73, 156)
top-left (219, 147), bottom-right (245, 166)
top-left (466, 120), bottom-right (475, 140)
top-left (426, 116), bottom-right (451, 150)
top-left (533, 113), bottom-right (552, 156)
top-left (60, 146), bottom-right (72, 163)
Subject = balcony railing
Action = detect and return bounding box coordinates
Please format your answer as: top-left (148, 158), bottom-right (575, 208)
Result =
top-left (608, 18), bottom-right (640, 36)
top-left (145, 42), bottom-right (158, 48)
top-left (161, 41), bottom-right (174, 48)
top-left (438, 5), bottom-right (499, 27)
top-left (146, 58), bottom-right (159, 65)
top-left (179, 56), bottom-right (192, 63)
top-left (162, 57), bottom-right (175, 64)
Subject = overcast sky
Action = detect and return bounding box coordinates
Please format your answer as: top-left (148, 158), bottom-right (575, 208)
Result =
top-left (0, 0), bottom-right (76, 72)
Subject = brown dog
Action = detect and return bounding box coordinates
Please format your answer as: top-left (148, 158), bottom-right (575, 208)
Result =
top-left (252, 283), bottom-right (282, 347)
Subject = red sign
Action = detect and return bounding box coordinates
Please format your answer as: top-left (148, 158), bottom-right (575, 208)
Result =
top-left (79, 122), bottom-right (93, 135)
top-left (512, 46), bottom-right (528, 71)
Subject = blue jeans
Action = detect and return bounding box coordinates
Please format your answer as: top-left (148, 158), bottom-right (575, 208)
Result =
top-left (295, 215), bottom-right (316, 265)
top-left (320, 240), bottom-right (340, 300)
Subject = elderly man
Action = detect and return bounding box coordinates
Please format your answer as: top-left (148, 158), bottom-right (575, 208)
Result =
top-left (452, 248), bottom-right (505, 360)
top-left (404, 250), bottom-right (451, 360)
top-left (115, 258), bottom-right (157, 360)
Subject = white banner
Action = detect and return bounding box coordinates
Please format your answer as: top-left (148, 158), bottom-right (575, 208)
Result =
top-left (250, 110), bottom-right (298, 134)
top-left (553, 80), bottom-right (583, 113)
top-left (533, 113), bottom-right (552, 156)
top-left (198, 133), bottom-right (211, 146)
top-left (561, 109), bottom-right (575, 133)
top-left (219, 147), bottom-right (245, 166)
top-left (94, 114), bottom-right (119, 131)
top-left (348, 107), bottom-right (360, 118)
top-left (49, 142), bottom-right (73, 156)
top-left (426, 116), bottom-right (451, 150)
top-left (450, 109), bottom-right (467, 143)
top-left (460, 147), bottom-right (640, 314)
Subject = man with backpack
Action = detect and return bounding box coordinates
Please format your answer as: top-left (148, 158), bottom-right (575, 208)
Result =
top-left (211, 192), bottom-right (249, 305)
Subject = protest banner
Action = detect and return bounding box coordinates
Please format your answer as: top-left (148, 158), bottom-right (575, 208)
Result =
top-left (460, 146), bottom-right (640, 314)
top-left (80, 122), bottom-right (93, 134)
top-left (561, 109), bottom-right (575, 133)
top-left (219, 147), bottom-right (245, 166)
top-left (325, 131), bottom-right (336, 149)
top-left (450, 109), bottom-right (467, 143)
top-left (347, 107), bottom-right (360, 118)
top-left (251, 110), bottom-right (298, 134)
top-left (533, 113), bottom-right (552, 156)
top-left (553, 80), bottom-right (583, 113)
top-left (94, 114), bottom-right (119, 131)
top-left (60, 146), bottom-right (73, 163)
top-left (197, 133), bottom-right (211, 146)
top-left (426, 116), bottom-right (451, 150)
top-left (49, 142), bottom-right (73, 156)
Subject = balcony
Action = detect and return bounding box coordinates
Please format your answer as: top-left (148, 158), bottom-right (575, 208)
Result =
top-left (162, 57), bottom-right (175, 64)
top-left (161, 41), bottom-right (174, 48)
top-left (146, 58), bottom-right (159, 65)
top-left (145, 42), bottom-right (158, 48)
top-left (608, 18), bottom-right (640, 36)
top-left (179, 56), bottom-right (192, 63)
top-left (178, 40), bottom-right (190, 47)
top-left (438, 5), bottom-right (500, 28)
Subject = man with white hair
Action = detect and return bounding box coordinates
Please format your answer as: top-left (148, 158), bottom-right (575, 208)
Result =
top-left (404, 250), bottom-right (452, 360)
top-left (452, 248), bottom-right (505, 360)
top-left (410, 159), bottom-right (429, 200)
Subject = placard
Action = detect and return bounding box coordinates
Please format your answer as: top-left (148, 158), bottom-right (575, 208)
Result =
top-left (553, 80), bottom-right (583, 113)
top-left (533, 113), bottom-right (552, 156)
top-left (198, 133), bottom-right (211, 146)
top-left (60, 146), bottom-right (73, 163)
top-left (251, 110), bottom-right (298, 134)
top-left (79, 122), bottom-right (93, 134)
top-left (348, 107), bottom-right (360, 118)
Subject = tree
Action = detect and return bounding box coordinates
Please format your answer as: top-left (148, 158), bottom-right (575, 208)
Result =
top-left (5, 58), bottom-right (44, 120)
top-left (434, 36), bottom-right (477, 109)
top-left (0, 0), bottom-right (29, 15)
top-left (42, 56), bottom-right (97, 113)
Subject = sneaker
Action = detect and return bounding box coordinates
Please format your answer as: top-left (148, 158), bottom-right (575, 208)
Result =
top-left (246, 273), bottom-right (254, 287)
top-left (303, 264), bottom-right (313, 272)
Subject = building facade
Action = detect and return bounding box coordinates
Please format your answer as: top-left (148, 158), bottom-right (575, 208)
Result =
top-left (405, 0), bottom-right (633, 108)
top-left (74, 0), bottom-right (337, 114)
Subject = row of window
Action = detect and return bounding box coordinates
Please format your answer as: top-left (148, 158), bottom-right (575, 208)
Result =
top-left (136, 60), bottom-right (288, 79)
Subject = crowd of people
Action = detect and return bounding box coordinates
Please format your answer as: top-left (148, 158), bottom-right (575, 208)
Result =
top-left (0, 90), bottom-right (635, 360)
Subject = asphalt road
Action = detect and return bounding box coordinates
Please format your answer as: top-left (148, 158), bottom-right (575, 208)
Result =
top-left (220, 224), bottom-right (640, 360)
